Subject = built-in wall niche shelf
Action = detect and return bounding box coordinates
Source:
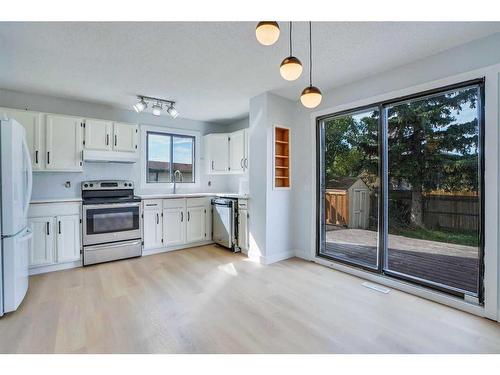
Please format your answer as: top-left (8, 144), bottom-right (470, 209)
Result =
top-left (274, 126), bottom-right (290, 189)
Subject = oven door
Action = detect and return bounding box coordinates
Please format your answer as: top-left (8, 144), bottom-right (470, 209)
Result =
top-left (83, 202), bottom-right (142, 246)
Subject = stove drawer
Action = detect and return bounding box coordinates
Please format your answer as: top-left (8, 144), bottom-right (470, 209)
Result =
top-left (83, 239), bottom-right (142, 266)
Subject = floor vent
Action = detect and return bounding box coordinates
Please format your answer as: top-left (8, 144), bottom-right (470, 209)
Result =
top-left (362, 282), bottom-right (391, 294)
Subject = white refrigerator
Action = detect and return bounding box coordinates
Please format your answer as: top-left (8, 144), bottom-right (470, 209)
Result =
top-left (0, 118), bottom-right (33, 316)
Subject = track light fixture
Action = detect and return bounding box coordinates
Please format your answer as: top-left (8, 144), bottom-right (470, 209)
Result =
top-left (133, 96), bottom-right (179, 119)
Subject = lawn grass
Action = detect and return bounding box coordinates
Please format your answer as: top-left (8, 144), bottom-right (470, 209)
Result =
top-left (389, 226), bottom-right (478, 247)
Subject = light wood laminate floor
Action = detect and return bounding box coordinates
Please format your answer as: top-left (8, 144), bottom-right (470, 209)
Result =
top-left (1, 245), bottom-right (500, 353)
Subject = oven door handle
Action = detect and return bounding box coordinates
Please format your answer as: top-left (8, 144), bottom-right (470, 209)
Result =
top-left (84, 239), bottom-right (142, 251)
top-left (83, 202), bottom-right (141, 210)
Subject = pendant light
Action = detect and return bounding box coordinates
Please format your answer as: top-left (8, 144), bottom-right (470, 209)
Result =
top-left (279, 22), bottom-right (303, 81)
top-left (300, 22), bottom-right (322, 109)
top-left (255, 21), bottom-right (280, 46)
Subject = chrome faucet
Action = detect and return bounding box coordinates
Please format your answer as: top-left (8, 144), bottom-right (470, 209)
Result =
top-left (173, 169), bottom-right (183, 194)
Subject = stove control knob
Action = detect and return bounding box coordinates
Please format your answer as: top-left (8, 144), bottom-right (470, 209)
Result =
top-left (90, 183), bottom-right (94, 187)
top-left (84, 184), bottom-right (88, 188)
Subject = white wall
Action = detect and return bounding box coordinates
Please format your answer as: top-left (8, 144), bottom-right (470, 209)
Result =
top-left (289, 33), bottom-right (500, 321)
top-left (247, 92), bottom-right (299, 264)
top-left (0, 88), bottom-right (240, 199)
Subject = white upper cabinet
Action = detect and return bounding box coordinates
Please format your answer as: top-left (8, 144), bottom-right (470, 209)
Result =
top-left (45, 114), bottom-right (83, 171)
top-left (229, 129), bottom-right (247, 173)
top-left (205, 133), bottom-right (229, 173)
top-left (84, 119), bottom-right (112, 151)
top-left (113, 122), bottom-right (138, 152)
top-left (0, 107), bottom-right (43, 170)
top-left (205, 129), bottom-right (248, 175)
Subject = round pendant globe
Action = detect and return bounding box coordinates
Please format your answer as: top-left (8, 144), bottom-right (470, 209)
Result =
top-left (280, 56), bottom-right (303, 81)
top-left (300, 86), bottom-right (322, 109)
top-left (255, 21), bottom-right (280, 46)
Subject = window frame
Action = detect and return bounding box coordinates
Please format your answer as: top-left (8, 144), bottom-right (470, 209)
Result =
top-left (145, 130), bottom-right (196, 184)
top-left (316, 78), bottom-right (485, 303)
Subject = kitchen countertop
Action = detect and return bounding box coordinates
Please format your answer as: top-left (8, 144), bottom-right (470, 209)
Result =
top-left (31, 198), bottom-right (83, 204)
top-left (139, 192), bottom-right (249, 199)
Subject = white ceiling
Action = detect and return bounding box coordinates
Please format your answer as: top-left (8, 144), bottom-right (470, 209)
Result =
top-left (1, 22), bottom-right (500, 124)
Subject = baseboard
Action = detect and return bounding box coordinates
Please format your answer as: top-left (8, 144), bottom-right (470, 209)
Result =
top-left (29, 260), bottom-right (82, 276)
top-left (142, 240), bottom-right (214, 256)
top-left (262, 250), bottom-right (295, 265)
top-left (293, 249), bottom-right (311, 261)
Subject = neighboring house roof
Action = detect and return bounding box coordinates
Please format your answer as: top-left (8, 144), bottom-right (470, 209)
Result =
top-left (148, 161), bottom-right (192, 173)
top-left (326, 177), bottom-right (361, 190)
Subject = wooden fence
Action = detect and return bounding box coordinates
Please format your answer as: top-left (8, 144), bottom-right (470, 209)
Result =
top-left (326, 190), bottom-right (479, 232)
top-left (325, 190), bottom-right (349, 226)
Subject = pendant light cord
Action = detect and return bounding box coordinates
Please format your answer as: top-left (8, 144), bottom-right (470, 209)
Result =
top-left (289, 21), bottom-right (293, 56)
top-left (309, 21), bottom-right (312, 87)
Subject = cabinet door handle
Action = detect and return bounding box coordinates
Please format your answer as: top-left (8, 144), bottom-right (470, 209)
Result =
top-left (35, 150), bottom-right (39, 164)
top-left (114, 134), bottom-right (117, 147)
top-left (240, 158), bottom-right (244, 169)
top-left (244, 158), bottom-right (248, 168)
top-left (211, 160), bottom-right (214, 170)
top-left (156, 213), bottom-right (159, 224)
top-left (46, 222), bottom-right (50, 236)
top-left (47, 151), bottom-right (50, 164)
top-left (187, 211), bottom-right (190, 222)
top-left (58, 221), bottom-right (61, 234)
top-left (181, 211), bottom-right (183, 222)
top-left (106, 134), bottom-right (109, 146)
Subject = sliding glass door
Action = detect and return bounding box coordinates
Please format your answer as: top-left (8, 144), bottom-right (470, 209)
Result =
top-left (318, 107), bottom-right (380, 270)
top-left (317, 80), bottom-right (484, 300)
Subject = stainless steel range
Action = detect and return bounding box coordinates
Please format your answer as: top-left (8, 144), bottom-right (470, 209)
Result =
top-left (82, 180), bottom-right (142, 266)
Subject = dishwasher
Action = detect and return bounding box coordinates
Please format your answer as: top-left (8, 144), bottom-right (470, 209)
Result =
top-left (211, 197), bottom-right (239, 251)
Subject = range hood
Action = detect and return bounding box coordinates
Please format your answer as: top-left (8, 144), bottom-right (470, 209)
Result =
top-left (83, 150), bottom-right (138, 164)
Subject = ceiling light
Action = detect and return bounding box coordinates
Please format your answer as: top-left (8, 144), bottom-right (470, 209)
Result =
top-left (280, 22), bottom-right (302, 81)
top-left (255, 21), bottom-right (280, 46)
top-left (133, 97), bottom-right (147, 113)
top-left (167, 105), bottom-right (179, 119)
top-left (300, 22), bottom-right (322, 109)
top-left (152, 102), bottom-right (162, 116)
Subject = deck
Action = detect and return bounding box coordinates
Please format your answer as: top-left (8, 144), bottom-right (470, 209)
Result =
top-left (324, 229), bottom-right (479, 293)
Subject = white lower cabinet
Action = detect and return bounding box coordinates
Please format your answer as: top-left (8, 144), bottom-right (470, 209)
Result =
top-left (186, 206), bottom-right (206, 243)
top-left (143, 197), bottom-right (212, 251)
top-left (143, 208), bottom-right (163, 250)
top-left (56, 215), bottom-right (81, 263)
top-left (28, 216), bottom-right (56, 267)
top-left (163, 207), bottom-right (186, 246)
top-left (28, 202), bottom-right (81, 272)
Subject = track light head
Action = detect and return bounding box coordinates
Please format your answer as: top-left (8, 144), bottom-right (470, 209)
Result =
top-left (133, 97), bottom-right (147, 113)
top-left (167, 105), bottom-right (179, 119)
top-left (152, 102), bottom-right (162, 116)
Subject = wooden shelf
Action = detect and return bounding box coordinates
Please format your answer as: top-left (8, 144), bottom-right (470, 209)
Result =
top-left (274, 126), bottom-right (290, 189)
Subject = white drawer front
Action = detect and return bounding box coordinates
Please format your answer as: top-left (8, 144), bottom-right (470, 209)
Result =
top-left (163, 198), bottom-right (186, 209)
top-left (143, 200), bottom-right (162, 210)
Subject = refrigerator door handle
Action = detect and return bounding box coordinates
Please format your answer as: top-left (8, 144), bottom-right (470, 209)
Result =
top-left (18, 227), bottom-right (33, 243)
top-left (22, 135), bottom-right (33, 218)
